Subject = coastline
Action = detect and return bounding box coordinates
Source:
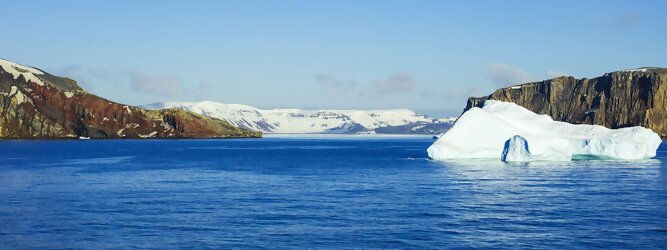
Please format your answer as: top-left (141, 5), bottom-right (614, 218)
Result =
top-left (262, 133), bottom-right (434, 139)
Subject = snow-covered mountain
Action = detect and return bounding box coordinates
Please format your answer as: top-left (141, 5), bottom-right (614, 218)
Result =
top-left (142, 101), bottom-right (455, 134)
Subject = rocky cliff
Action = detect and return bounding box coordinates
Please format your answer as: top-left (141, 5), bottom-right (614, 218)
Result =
top-left (465, 67), bottom-right (667, 137)
top-left (0, 58), bottom-right (261, 139)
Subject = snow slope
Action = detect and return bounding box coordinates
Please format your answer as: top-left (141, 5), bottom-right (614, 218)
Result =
top-left (427, 100), bottom-right (661, 161)
top-left (0, 58), bottom-right (46, 86)
top-left (142, 101), bottom-right (454, 134)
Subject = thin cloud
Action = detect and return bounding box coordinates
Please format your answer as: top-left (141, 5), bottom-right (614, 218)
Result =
top-left (546, 70), bottom-right (568, 79)
top-left (127, 71), bottom-right (183, 96)
top-left (315, 74), bottom-right (356, 96)
top-left (198, 82), bottom-right (211, 92)
top-left (418, 89), bottom-right (439, 99)
top-left (56, 66), bottom-right (117, 91)
top-left (610, 11), bottom-right (641, 30)
top-left (486, 63), bottom-right (534, 86)
top-left (360, 74), bottom-right (416, 96)
top-left (419, 85), bottom-right (492, 100)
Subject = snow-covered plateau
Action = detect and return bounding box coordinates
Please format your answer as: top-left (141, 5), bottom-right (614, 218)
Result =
top-left (427, 100), bottom-right (661, 162)
top-left (0, 58), bottom-right (49, 87)
top-left (142, 101), bottom-right (455, 134)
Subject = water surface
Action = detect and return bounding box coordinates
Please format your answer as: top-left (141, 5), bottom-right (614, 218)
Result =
top-left (0, 137), bottom-right (666, 248)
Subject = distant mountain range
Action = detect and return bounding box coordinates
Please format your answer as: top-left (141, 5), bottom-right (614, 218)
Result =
top-left (143, 101), bottom-right (456, 134)
top-left (0, 58), bottom-right (260, 139)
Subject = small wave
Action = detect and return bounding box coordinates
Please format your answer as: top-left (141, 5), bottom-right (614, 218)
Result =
top-left (62, 156), bottom-right (135, 165)
top-left (187, 146), bottom-right (360, 150)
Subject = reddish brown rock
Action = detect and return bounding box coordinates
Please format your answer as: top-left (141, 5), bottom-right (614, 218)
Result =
top-left (0, 59), bottom-right (261, 139)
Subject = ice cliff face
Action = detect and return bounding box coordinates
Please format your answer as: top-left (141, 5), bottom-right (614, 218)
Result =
top-left (143, 101), bottom-right (455, 134)
top-left (428, 100), bottom-right (661, 162)
top-left (0, 58), bottom-right (260, 139)
top-left (466, 68), bottom-right (667, 138)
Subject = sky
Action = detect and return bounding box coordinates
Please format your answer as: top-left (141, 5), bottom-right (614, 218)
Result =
top-left (1, 0), bottom-right (666, 117)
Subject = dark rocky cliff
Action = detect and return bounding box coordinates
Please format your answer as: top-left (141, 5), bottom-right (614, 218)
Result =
top-left (0, 58), bottom-right (261, 139)
top-left (465, 68), bottom-right (667, 137)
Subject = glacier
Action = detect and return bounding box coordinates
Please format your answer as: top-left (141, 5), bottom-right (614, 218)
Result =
top-left (427, 100), bottom-right (661, 162)
top-left (143, 101), bottom-right (455, 134)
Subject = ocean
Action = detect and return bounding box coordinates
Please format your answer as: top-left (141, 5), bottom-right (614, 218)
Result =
top-left (0, 137), bottom-right (666, 248)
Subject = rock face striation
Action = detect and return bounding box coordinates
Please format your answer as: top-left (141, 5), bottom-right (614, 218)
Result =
top-left (465, 68), bottom-right (667, 137)
top-left (0, 58), bottom-right (261, 139)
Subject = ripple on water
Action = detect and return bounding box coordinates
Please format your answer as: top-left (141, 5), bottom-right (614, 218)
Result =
top-left (0, 139), bottom-right (665, 248)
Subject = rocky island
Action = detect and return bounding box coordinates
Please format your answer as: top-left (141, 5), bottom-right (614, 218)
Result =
top-left (466, 68), bottom-right (667, 138)
top-left (0, 58), bottom-right (261, 139)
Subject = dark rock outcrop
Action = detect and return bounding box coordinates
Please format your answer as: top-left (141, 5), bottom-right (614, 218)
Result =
top-left (0, 58), bottom-right (261, 139)
top-left (465, 67), bottom-right (667, 137)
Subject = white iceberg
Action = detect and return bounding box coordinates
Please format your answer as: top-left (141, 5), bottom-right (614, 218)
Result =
top-left (502, 135), bottom-right (534, 162)
top-left (427, 100), bottom-right (661, 162)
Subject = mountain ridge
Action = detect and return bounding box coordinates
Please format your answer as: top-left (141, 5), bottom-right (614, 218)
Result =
top-left (0, 58), bottom-right (260, 139)
top-left (143, 101), bottom-right (455, 134)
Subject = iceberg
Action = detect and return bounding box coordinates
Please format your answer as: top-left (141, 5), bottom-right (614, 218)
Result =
top-left (502, 135), bottom-right (533, 162)
top-left (427, 100), bottom-right (661, 162)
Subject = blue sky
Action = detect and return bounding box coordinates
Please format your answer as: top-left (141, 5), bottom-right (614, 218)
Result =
top-left (1, 0), bottom-right (666, 116)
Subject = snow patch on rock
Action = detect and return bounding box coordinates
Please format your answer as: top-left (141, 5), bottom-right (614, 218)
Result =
top-left (620, 67), bottom-right (656, 73)
top-left (139, 131), bottom-right (158, 138)
top-left (160, 121), bottom-right (174, 131)
top-left (0, 58), bottom-right (45, 86)
top-left (8, 86), bottom-right (30, 104)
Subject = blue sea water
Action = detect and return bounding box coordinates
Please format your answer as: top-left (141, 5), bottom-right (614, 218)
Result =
top-left (0, 137), bottom-right (666, 249)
